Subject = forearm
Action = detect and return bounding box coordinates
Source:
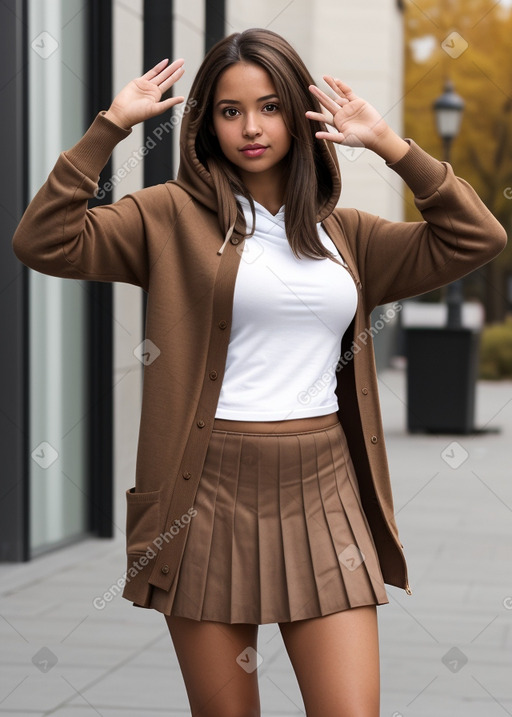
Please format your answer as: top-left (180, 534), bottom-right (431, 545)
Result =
top-left (370, 125), bottom-right (410, 164)
top-left (11, 112), bottom-right (148, 288)
top-left (102, 108), bottom-right (133, 131)
top-left (359, 140), bottom-right (508, 306)
top-left (64, 111), bottom-right (132, 179)
top-left (12, 112), bottom-right (128, 266)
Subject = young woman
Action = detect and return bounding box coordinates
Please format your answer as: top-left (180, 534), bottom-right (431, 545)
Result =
top-left (13, 27), bottom-right (506, 717)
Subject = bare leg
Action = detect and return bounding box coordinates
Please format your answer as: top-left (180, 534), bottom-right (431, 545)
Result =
top-left (278, 605), bottom-right (380, 717)
top-left (164, 614), bottom-right (261, 717)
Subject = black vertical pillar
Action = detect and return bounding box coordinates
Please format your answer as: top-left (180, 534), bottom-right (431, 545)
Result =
top-left (205, 0), bottom-right (225, 53)
top-left (143, 0), bottom-right (175, 188)
top-left (0, 0), bottom-right (29, 561)
top-left (142, 0), bottom-right (174, 319)
top-left (87, 0), bottom-right (114, 538)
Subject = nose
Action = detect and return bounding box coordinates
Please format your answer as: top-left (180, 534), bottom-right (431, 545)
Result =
top-left (242, 111), bottom-right (262, 138)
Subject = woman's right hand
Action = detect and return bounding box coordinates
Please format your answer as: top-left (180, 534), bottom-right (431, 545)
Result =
top-left (103, 58), bottom-right (185, 130)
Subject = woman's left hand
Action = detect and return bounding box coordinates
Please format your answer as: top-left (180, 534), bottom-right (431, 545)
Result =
top-left (306, 76), bottom-right (408, 162)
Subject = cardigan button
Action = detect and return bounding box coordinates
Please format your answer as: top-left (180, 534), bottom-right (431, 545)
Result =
top-left (182, 471), bottom-right (191, 480)
top-left (230, 236), bottom-right (240, 245)
top-left (362, 387), bottom-right (369, 395)
top-left (209, 370), bottom-right (218, 380)
top-left (161, 564), bottom-right (170, 574)
top-left (218, 320), bottom-right (227, 329)
top-left (197, 420), bottom-right (205, 428)
top-left (370, 435), bottom-right (378, 444)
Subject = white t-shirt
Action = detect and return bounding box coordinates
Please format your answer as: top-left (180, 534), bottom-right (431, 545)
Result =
top-left (215, 194), bottom-right (358, 420)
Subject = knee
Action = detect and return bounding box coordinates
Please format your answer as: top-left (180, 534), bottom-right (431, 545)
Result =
top-left (193, 707), bottom-right (259, 717)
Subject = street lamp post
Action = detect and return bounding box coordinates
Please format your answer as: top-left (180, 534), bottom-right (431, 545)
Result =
top-left (405, 79), bottom-right (481, 434)
top-left (433, 80), bottom-right (465, 328)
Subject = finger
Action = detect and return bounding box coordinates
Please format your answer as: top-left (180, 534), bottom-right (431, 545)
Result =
top-left (322, 81), bottom-right (351, 107)
top-left (147, 95), bottom-right (186, 119)
top-left (154, 58), bottom-right (185, 83)
top-left (305, 109), bottom-right (334, 125)
top-left (157, 65), bottom-right (185, 94)
top-left (308, 84), bottom-right (342, 116)
top-left (151, 60), bottom-right (185, 88)
top-left (315, 130), bottom-right (345, 144)
top-left (143, 57), bottom-right (184, 82)
top-left (142, 58), bottom-right (170, 80)
top-left (322, 75), bottom-right (347, 98)
top-left (311, 78), bottom-right (349, 106)
top-left (324, 76), bottom-right (356, 100)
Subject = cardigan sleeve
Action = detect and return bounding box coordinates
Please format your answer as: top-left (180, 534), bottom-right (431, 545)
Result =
top-left (335, 139), bottom-right (508, 312)
top-left (11, 111), bottom-right (164, 291)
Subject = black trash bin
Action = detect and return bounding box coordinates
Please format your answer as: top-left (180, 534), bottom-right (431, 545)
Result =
top-left (405, 327), bottom-right (480, 434)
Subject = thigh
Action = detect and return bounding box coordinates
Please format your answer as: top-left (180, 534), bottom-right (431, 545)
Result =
top-left (278, 605), bottom-right (380, 717)
top-left (164, 614), bottom-right (261, 717)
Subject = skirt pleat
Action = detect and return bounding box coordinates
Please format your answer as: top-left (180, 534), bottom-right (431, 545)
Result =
top-left (149, 415), bottom-right (389, 624)
top-left (257, 435), bottom-right (288, 622)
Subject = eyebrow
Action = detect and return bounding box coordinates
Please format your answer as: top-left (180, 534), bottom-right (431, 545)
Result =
top-left (215, 94), bottom-right (279, 107)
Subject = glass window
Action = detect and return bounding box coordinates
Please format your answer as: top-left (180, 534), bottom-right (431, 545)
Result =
top-left (28, 0), bottom-right (89, 555)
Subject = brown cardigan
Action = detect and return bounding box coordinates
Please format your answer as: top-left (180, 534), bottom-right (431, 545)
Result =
top-left (12, 109), bottom-right (507, 608)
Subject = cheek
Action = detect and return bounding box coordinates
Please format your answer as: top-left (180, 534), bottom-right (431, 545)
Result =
top-left (278, 124), bottom-right (292, 152)
top-left (212, 121), bottom-right (234, 151)
top-left (275, 117), bottom-right (291, 143)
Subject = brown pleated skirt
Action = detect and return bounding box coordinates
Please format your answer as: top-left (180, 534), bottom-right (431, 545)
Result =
top-left (149, 412), bottom-right (388, 624)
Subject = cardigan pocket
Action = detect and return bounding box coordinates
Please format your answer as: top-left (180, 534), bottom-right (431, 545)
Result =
top-left (125, 487), bottom-right (161, 555)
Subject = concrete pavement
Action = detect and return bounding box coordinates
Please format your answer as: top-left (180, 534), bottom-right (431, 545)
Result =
top-left (1, 366), bottom-right (511, 716)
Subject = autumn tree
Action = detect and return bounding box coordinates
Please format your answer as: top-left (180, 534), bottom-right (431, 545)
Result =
top-left (404, 0), bottom-right (512, 321)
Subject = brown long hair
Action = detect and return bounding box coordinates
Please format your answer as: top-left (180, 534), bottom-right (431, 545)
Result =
top-left (187, 28), bottom-right (341, 261)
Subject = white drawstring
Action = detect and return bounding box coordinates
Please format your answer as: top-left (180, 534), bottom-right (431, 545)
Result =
top-left (217, 220), bottom-right (236, 255)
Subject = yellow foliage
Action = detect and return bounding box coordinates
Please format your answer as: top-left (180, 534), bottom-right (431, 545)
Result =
top-left (479, 317), bottom-right (512, 379)
top-left (404, 0), bottom-right (512, 268)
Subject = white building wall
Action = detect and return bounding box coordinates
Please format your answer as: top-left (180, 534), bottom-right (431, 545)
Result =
top-left (112, 0), bottom-right (144, 535)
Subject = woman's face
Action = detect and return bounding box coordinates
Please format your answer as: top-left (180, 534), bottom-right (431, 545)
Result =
top-left (211, 61), bottom-right (292, 183)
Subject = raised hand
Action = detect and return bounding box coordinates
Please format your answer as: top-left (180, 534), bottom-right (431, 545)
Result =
top-left (104, 58), bottom-right (186, 130)
top-left (306, 76), bottom-right (408, 162)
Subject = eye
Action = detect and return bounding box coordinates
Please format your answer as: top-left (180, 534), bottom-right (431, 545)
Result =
top-left (222, 107), bottom-right (240, 118)
top-left (263, 103), bottom-right (279, 112)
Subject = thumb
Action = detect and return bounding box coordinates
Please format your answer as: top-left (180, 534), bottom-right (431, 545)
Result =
top-left (148, 96), bottom-right (185, 119)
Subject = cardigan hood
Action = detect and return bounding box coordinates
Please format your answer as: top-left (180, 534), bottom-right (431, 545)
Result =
top-left (173, 98), bottom-right (343, 255)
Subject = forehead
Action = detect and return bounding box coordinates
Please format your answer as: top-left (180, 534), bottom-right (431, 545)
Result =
top-left (213, 62), bottom-right (277, 100)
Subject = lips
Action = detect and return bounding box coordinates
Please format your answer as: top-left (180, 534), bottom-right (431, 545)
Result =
top-left (240, 144), bottom-right (268, 158)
